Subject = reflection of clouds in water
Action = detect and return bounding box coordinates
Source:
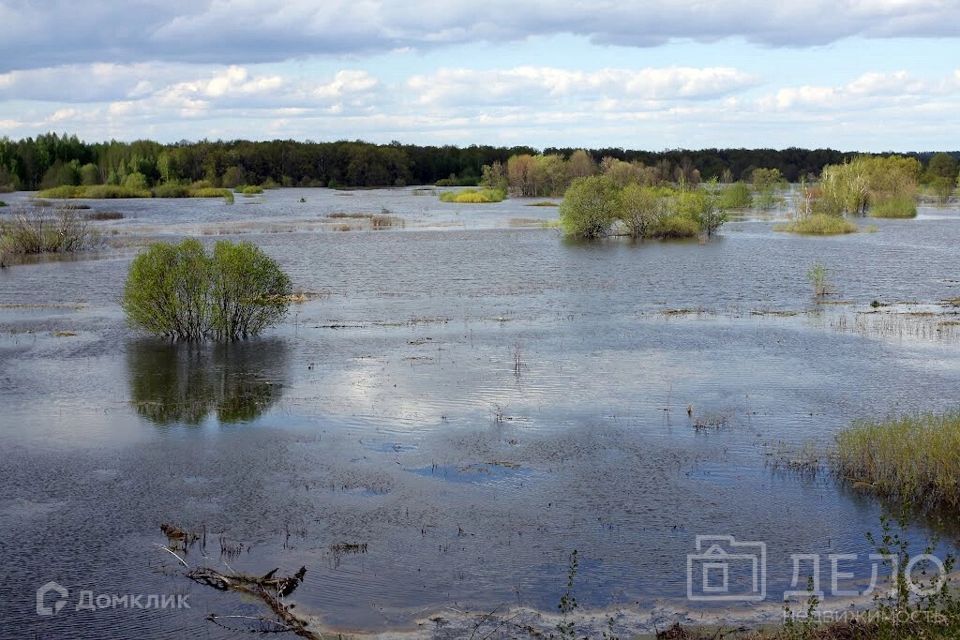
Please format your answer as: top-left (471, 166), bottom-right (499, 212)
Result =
top-left (126, 339), bottom-right (288, 425)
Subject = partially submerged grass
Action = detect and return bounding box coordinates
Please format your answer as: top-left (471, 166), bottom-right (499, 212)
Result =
top-left (152, 182), bottom-right (190, 198)
top-left (834, 411), bottom-right (960, 512)
top-left (37, 184), bottom-right (150, 198)
top-left (0, 206), bottom-right (91, 254)
top-left (239, 185), bottom-right (264, 195)
top-left (526, 200), bottom-right (560, 207)
top-left (38, 183), bottom-right (234, 202)
top-left (189, 187), bottom-right (234, 204)
top-left (327, 212), bottom-right (373, 219)
top-left (371, 214), bottom-right (403, 229)
top-left (869, 196), bottom-right (917, 219)
top-left (775, 214), bottom-right (858, 235)
top-left (83, 211), bottom-right (124, 221)
top-left (439, 188), bottom-right (506, 203)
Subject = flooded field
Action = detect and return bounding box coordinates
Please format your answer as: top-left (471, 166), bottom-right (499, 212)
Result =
top-left (2, 188), bottom-right (959, 638)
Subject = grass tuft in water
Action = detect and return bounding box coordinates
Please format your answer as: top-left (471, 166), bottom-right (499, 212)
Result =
top-left (869, 196), bottom-right (917, 219)
top-left (37, 184), bottom-right (151, 199)
top-left (439, 188), bottom-right (506, 203)
top-left (775, 214), bottom-right (858, 235)
top-left (834, 411), bottom-right (960, 512)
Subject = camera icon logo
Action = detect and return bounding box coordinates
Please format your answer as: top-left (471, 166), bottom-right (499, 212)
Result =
top-left (687, 535), bottom-right (767, 602)
top-left (36, 581), bottom-right (69, 616)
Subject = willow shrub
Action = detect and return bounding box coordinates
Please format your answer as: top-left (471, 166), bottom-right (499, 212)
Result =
top-left (716, 181), bottom-right (752, 210)
top-left (559, 176), bottom-right (621, 238)
top-left (123, 239), bottom-right (290, 341)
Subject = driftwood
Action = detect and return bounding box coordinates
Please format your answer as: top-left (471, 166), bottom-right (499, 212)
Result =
top-left (186, 565), bottom-right (314, 638)
top-left (158, 524), bottom-right (318, 639)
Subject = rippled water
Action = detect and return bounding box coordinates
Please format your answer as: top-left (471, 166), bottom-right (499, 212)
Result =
top-left (1, 188), bottom-right (959, 637)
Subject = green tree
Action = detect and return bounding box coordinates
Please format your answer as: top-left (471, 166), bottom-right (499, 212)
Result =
top-left (122, 171), bottom-right (149, 191)
top-left (925, 153), bottom-right (958, 203)
top-left (122, 239), bottom-right (212, 341)
top-left (559, 176), bottom-right (620, 238)
top-left (567, 149), bottom-right (597, 180)
top-left (618, 184), bottom-right (665, 238)
top-left (926, 152), bottom-right (958, 180)
top-left (221, 165), bottom-right (246, 189)
top-left (123, 239), bottom-right (290, 341)
top-left (210, 241), bottom-right (291, 340)
top-left (79, 163), bottom-right (100, 186)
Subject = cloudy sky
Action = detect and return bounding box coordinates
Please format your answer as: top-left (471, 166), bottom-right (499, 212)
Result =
top-left (1, 0), bottom-right (958, 150)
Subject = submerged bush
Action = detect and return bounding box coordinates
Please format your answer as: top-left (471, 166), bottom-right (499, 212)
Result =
top-left (819, 155), bottom-right (920, 217)
top-left (560, 178), bottom-right (726, 240)
top-left (716, 181), bottom-right (752, 209)
top-left (0, 206), bottom-right (90, 254)
top-left (123, 239), bottom-right (291, 341)
top-left (439, 188), bottom-right (506, 203)
top-left (654, 214), bottom-right (701, 238)
top-left (618, 184), bottom-right (667, 238)
top-left (834, 411), bottom-right (960, 512)
top-left (775, 214), bottom-right (858, 235)
top-left (559, 176), bottom-right (621, 238)
top-left (868, 195), bottom-right (917, 218)
top-left (240, 185), bottom-right (264, 195)
top-left (751, 168), bottom-right (786, 209)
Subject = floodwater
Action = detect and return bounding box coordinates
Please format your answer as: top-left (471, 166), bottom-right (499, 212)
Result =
top-left (1, 188), bottom-right (959, 638)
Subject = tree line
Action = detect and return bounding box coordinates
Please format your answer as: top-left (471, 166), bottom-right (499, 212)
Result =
top-left (0, 132), bottom-right (956, 192)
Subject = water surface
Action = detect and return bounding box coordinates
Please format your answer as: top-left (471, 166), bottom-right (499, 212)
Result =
top-left (1, 188), bottom-right (959, 637)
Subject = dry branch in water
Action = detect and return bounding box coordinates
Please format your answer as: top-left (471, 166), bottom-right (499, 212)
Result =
top-left (158, 524), bottom-right (318, 639)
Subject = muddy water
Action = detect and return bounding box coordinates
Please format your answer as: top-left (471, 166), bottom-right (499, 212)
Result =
top-left (1, 188), bottom-right (959, 638)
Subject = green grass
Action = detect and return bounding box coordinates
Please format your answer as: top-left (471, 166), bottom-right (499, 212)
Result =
top-left (869, 196), bottom-right (917, 219)
top-left (85, 185), bottom-right (151, 198)
top-left (190, 187), bottom-right (234, 204)
top-left (36, 185), bottom-right (83, 198)
top-left (439, 188), bottom-right (506, 203)
top-left (775, 214), bottom-right (858, 235)
top-left (152, 182), bottom-right (190, 198)
top-left (835, 411), bottom-right (960, 512)
top-left (526, 200), bottom-right (559, 207)
top-left (37, 184), bottom-right (151, 199)
top-left (239, 185), bottom-right (264, 195)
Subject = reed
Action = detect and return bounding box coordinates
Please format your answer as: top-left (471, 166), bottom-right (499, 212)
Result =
top-left (834, 410), bottom-right (960, 512)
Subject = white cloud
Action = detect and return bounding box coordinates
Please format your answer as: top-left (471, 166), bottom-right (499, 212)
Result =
top-left (1, 1), bottom-right (959, 71)
top-left (757, 69), bottom-right (960, 111)
top-left (407, 66), bottom-right (758, 107)
top-left (1, 61), bottom-right (958, 153)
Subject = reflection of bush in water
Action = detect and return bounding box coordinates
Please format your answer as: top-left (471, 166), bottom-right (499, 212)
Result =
top-left (127, 339), bottom-right (288, 425)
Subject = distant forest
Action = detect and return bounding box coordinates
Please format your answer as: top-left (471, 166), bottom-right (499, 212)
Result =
top-left (0, 132), bottom-right (957, 191)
